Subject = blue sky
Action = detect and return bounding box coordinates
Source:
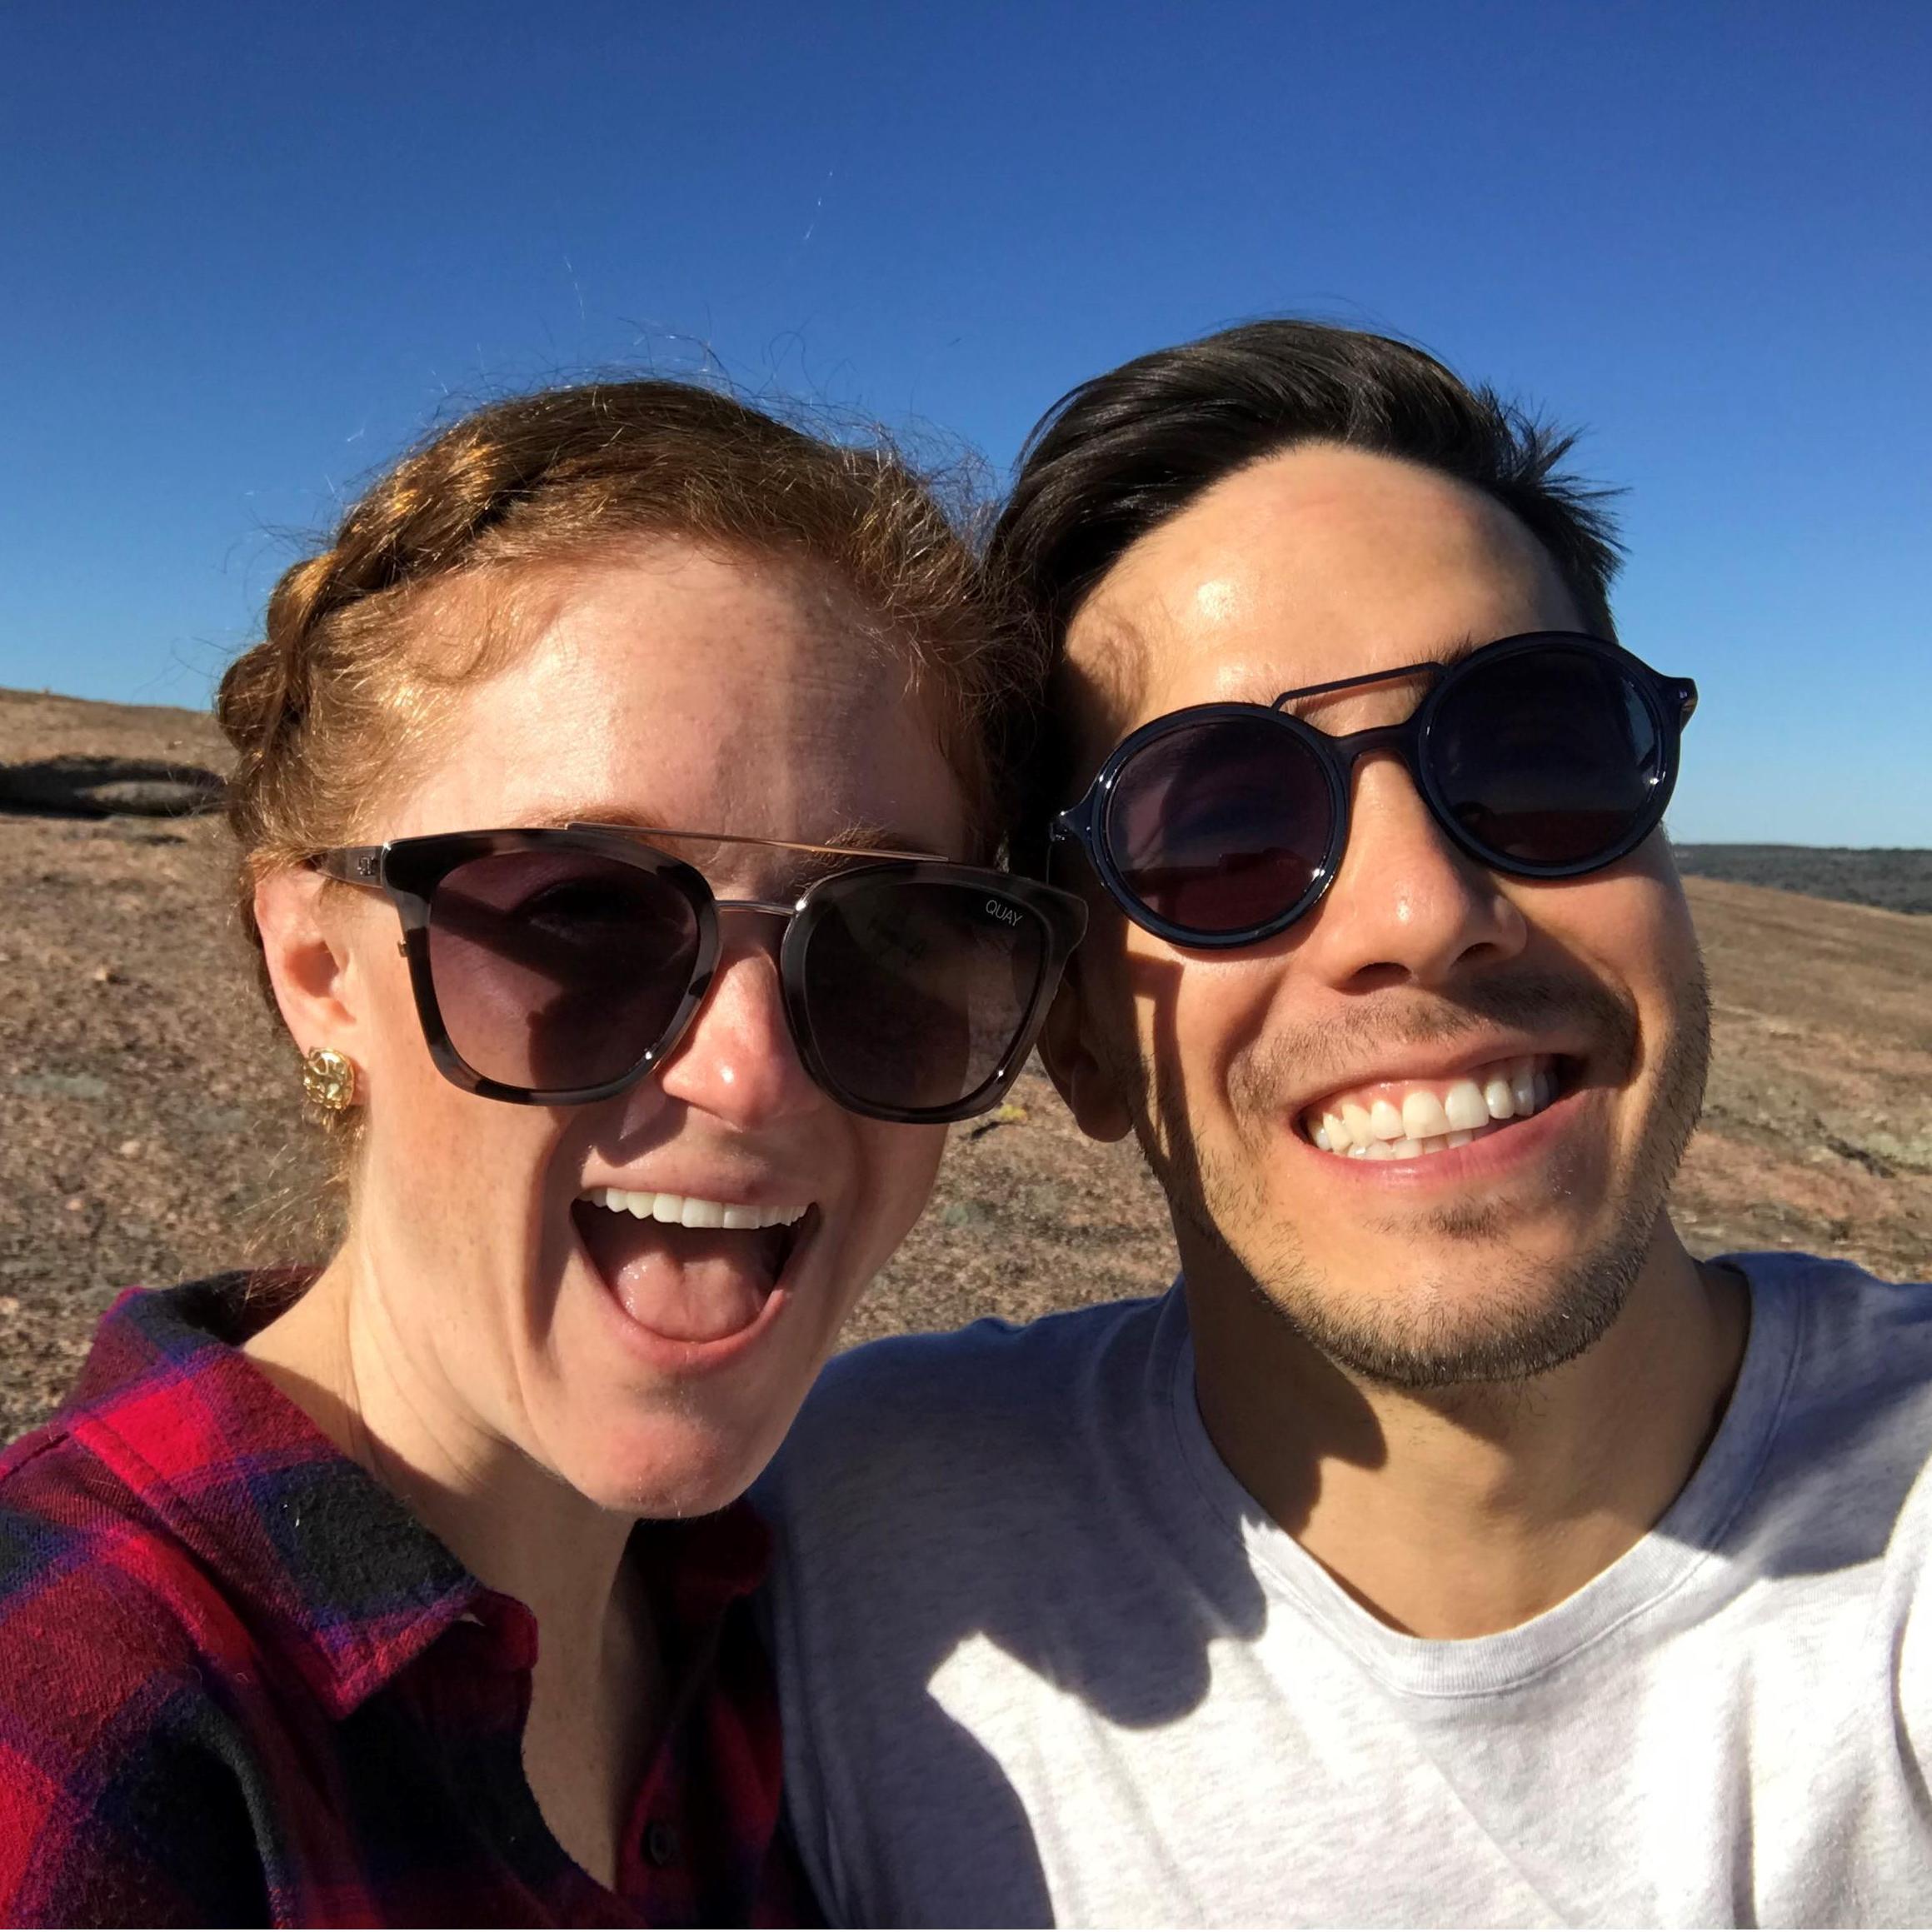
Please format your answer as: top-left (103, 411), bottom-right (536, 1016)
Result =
top-left (2, 2), bottom-right (1926, 844)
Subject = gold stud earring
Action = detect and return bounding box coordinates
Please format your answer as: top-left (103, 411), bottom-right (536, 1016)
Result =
top-left (302, 1046), bottom-right (358, 1112)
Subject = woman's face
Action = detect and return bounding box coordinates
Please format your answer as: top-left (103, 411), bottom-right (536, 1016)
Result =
top-left (305, 542), bottom-right (966, 1515)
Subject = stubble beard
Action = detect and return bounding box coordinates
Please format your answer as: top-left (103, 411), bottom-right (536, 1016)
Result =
top-left (1122, 961), bottom-right (1714, 1393)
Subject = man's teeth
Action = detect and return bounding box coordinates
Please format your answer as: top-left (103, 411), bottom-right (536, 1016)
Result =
top-left (1306, 1057), bottom-right (1559, 1161)
top-left (578, 1187), bottom-right (810, 1231)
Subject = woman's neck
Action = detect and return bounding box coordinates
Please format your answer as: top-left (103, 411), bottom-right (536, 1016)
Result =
top-left (242, 1242), bottom-right (664, 1886)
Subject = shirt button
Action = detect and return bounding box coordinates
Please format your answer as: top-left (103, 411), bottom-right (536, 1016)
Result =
top-left (643, 1821), bottom-right (681, 1868)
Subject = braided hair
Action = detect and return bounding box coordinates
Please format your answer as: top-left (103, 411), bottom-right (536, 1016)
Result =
top-left (218, 382), bottom-right (1041, 974)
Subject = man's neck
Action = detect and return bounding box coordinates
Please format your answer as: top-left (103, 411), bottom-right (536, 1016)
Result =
top-left (1184, 1225), bottom-right (1750, 1639)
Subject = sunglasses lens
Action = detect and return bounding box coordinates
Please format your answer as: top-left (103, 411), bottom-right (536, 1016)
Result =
top-left (1430, 644), bottom-right (1666, 868)
top-left (1104, 715), bottom-right (1333, 937)
top-left (427, 849), bottom-right (700, 1092)
top-left (797, 875), bottom-right (1047, 1117)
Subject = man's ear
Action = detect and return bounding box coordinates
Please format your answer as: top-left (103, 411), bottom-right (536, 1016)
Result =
top-left (1041, 956), bottom-right (1136, 1145)
top-left (252, 868), bottom-right (366, 1062)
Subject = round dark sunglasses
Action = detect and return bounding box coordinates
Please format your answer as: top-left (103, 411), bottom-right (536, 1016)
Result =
top-left (1052, 632), bottom-right (1698, 950)
top-left (312, 824), bottom-right (1086, 1124)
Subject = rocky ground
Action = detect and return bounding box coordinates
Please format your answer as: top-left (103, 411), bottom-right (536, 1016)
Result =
top-left (3, 686), bottom-right (1929, 1440)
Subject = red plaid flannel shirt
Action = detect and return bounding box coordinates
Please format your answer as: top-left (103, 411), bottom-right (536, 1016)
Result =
top-left (0, 1274), bottom-right (812, 1926)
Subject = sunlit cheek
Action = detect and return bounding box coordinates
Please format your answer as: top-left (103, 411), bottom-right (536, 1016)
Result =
top-left (838, 1123), bottom-right (948, 1314)
top-left (1540, 879), bottom-right (1700, 1092)
top-left (1166, 975), bottom-right (1281, 1166)
top-left (366, 1052), bottom-right (558, 1356)
top-left (883, 1126), bottom-right (948, 1249)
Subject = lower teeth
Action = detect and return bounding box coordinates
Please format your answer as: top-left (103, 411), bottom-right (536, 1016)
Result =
top-left (1345, 1122), bottom-right (1495, 1161)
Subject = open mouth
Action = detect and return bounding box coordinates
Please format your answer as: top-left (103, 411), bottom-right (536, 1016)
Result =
top-left (1299, 1054), bottom-right (1570, 1162)
top-left (572, 1186), bottom-right (816, 1345)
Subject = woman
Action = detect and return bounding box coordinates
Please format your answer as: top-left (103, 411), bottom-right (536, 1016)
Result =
top-left (0, 382), bottom-right (1082, 1925)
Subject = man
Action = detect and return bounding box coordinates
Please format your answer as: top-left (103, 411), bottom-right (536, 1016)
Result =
top-left (759, 322), bottom-right (1932, 1925)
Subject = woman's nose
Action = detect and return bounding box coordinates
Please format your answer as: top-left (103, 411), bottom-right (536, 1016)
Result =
top-left (1294, 751), bottom-right (1528, 991)
top-left (653, 929), bottom-right (824, 1128)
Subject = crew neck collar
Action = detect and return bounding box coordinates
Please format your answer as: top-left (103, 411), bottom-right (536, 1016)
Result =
top-left (1163, 1256), bottom-right (1805, 1696)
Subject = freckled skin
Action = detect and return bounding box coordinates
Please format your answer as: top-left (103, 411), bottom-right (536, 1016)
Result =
top-left (265, 542), bottom-right (965, 1518)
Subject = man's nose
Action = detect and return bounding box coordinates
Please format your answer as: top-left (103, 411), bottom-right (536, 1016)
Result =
top-left (1293, 751), bottom-right (1528, 990)
top-left (652, 925), bottom-right (823, 1129)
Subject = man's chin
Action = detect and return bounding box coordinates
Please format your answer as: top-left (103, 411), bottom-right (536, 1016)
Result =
top-left (1227, 1211), bottom-right (1655, 1392)
top-left (1292, 1274), bottom-right (1632, 1392)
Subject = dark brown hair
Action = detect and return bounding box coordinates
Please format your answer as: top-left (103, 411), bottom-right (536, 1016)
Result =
top-left (990, 320), bottom-right (1624, 826)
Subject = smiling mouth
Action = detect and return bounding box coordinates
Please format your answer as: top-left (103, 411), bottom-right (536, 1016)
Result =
top-left (1299, 1054), bottom-right (1570, 1162)
top-left (572, 1188), bottom-right (816, 1344)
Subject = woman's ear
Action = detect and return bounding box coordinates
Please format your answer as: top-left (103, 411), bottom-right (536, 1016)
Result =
top-left (1040, 956), bottom-right (1136, 1145)
top-left (252, 868), bottom-right (367, 1061)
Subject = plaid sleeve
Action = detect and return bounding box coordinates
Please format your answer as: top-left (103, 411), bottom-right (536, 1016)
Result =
top-left (0, 1450), bottom-right (273, 1927)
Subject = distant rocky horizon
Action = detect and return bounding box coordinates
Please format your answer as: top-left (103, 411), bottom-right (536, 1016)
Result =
top-left (1671, 843), bottom-right (1932, 916)
top-left (4, 684), bottom-right (1928, 905)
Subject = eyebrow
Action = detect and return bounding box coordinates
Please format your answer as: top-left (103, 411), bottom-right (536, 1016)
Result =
top-left (557, 811), bottom-right (948, 862)
top-left (1429, 632), bottom-right (1488, 671)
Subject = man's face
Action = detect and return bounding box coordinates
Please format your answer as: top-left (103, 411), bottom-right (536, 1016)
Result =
top-left (1049, 443), bottom-right (1709, 1388)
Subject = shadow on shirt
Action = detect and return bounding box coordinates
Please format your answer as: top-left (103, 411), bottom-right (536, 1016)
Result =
top-left (758, 1288), bottom-right (1290, 1927)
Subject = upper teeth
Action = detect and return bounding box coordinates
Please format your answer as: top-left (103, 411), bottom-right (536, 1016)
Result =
top-left (581, 1187), bottom-right (810, 1231)
top-left (1305, 1056), bottom-right (1557, 1160)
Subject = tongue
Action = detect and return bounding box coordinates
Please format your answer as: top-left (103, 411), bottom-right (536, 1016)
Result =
top-left (573, 1203), bottom-right (787, 1344)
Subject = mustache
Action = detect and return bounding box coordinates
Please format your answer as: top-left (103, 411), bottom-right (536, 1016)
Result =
top-left (1227, 967), bottom-right (1640, 1113)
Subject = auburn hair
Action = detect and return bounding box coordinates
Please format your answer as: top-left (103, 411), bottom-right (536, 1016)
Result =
top-left (218, 378), bottom-right (1039, 968)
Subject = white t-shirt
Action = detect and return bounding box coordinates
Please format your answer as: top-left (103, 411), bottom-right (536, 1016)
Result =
top-left (759, 1254), bottom-right (1932, 1927)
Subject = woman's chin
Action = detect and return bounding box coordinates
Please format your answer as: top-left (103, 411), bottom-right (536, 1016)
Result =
top-left (547, 1405), bottom-right (792, 1521)
top-left (532, 1225), bottom-right (846, 1516)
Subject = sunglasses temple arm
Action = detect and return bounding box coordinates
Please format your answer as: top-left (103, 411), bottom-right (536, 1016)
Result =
top-left (309, 846), bottom-right (586, 978)
top-left (311, 846), bottom-right (387, 886)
